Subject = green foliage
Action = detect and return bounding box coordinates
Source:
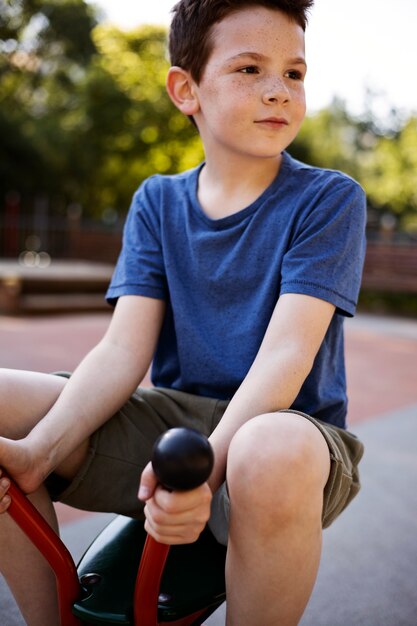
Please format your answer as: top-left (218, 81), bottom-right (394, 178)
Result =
top-left (81, 23), bottom-right (203, 216)
top-left (291, 100), bottom-right (417, 234)
top-left (0, 0), bottom-right (97, 65)
top-left (290, 100), bottom-right (362, 180)
top-left (0, 0), bottom-right (98, 201)
top-left (0, 7), bottom-right (203, 219)
top-left (359, 117), bottom-right (417, 231)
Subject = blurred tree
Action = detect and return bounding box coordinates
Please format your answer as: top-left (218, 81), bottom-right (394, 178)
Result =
top-left (359, 117), bottom-right (417, 232)
top-left (291, 100), bottom-right (417, 235)
top-left (0, 11), bottom-right (203, 220)
top-left (0, 0), bottom-right (97, 63)
top-left (0, 0), bottom-right (98, 200)
top-left (290, 98), bottom-right (366, 181)
top-left (78, 23), bottom-right (203, 218)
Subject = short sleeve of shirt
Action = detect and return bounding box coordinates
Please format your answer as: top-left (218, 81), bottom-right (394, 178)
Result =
top-left (280, 175), bottom-right (366, 316)
top-left (106, 178), bottom-right (167, 305)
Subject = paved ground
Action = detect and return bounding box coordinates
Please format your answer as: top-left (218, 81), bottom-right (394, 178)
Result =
top-left (0, 311), bottom-right (416, 624)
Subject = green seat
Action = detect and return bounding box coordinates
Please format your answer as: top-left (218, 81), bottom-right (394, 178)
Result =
top-left (73, 516), bottom-right (227, 625)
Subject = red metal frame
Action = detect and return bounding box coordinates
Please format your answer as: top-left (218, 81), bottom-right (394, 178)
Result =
top-left (6, 474), bottom-right (82, 626)
top-left (134, 536), bottom-right (170, 625)
top-left (134, 536), bottom-right (208, 626)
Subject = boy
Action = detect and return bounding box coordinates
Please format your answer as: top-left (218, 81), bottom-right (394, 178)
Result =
top-left (0, 1), bottom-right (366, 625)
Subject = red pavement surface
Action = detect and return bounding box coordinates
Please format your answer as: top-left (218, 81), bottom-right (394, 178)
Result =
top-left (1, 312), bottom-right (417, 525)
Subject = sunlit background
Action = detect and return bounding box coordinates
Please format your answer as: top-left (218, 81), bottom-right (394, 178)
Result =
top-left (1, 0), bottom-right (417, 316)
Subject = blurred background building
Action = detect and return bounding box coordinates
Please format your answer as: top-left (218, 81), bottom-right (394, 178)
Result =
top-left (1, 0), bottom-right (416, 316)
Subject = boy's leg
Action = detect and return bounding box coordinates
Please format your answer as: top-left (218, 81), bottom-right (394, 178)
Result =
top-left (0, 368), bottom-right (89, 626)
top-left (224, 411), bottom-right (331, 626)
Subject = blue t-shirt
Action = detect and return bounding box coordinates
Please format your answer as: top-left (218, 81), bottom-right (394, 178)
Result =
top-left (106, 151), bottom-right (366, 428)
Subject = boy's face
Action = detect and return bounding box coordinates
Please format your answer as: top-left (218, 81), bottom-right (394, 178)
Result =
top-left (191, 6), bottom-right (307, 161)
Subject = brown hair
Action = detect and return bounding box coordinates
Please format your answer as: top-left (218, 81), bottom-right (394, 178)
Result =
top-left (169, 0), bottom-right (314, 83)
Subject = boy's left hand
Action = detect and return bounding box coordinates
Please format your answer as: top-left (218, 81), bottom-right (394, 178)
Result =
top-left (138, 462), bottom-right (212, 545)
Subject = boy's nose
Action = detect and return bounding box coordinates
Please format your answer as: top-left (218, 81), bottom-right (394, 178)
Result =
top-left (262, 78), bottom-right (290, 105)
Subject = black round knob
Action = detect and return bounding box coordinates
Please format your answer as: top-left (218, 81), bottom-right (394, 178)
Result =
top-left (151, 427), bottom-right (214, 491)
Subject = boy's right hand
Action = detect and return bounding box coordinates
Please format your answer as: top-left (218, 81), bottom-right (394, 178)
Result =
top-left (0, 435), bottom-right (45, 513)
top-left (138, 461), bottom-right (212, 545)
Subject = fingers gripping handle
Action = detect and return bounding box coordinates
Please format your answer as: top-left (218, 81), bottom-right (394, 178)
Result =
top-left (151, 427), bottom-right (214, 491)
top-left (134, 428), bottom-right (214, 626)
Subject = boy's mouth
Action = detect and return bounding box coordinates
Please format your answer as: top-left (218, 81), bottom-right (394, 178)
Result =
top-left (255, 117), bottom-right (289, 127)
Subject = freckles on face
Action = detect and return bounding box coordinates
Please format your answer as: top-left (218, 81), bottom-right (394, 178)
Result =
top-left (193, 7), bottom-right (306, 154)
top-left (198, 8), bottom-right (306, 100)
top-left (208, 8), bottom-right (306, 67)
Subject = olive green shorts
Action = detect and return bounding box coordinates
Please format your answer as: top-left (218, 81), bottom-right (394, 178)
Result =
top-left (48, 383), bottom-right (364, 546)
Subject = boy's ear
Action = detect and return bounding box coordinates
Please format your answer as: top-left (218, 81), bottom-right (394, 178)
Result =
top-left (166, 66), bottom-right (200, 116)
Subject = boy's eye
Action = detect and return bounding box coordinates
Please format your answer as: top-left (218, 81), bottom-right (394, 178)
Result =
top-left (286, 69), bottom-right (304, 81)
top-left (239, 65), bottom-right (259, 74)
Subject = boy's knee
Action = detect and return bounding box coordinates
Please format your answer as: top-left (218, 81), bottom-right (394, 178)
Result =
top-left (226, 412), bottom-right (330, 520)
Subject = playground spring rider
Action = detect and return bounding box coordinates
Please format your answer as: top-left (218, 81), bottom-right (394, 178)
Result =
top-left (4, 427), bottom-right (227, 625)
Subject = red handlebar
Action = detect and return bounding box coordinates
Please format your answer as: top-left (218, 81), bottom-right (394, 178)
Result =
top-left (5, 473), bottom-right (82, 626)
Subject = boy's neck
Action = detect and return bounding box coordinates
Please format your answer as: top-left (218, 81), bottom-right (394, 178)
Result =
top-left (197, 153), bottom-right (283, 221)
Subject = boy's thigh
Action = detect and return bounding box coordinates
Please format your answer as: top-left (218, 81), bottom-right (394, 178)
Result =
top-left (209, 410), bottom-right (364, 545)
top-left (0, 368), bottom-right (67, 438)
top-left (46, 385), bottom-right (225, 517)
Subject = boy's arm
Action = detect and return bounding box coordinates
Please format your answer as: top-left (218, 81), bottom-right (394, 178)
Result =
top-left (208, 292), bottom-right (335, 493)
top-left (24, 294), bottom-right (165, 482)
